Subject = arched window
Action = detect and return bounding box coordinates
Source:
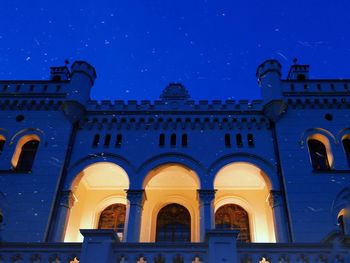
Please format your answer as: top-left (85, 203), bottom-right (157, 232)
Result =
top-left (181, 134), bottom-right (188, 147)
top-left (308, 139), bottom-right (330, 170)
top-left (12, 135), bottom-right (40, 172)
top-left (236, 134), bottom-right (243, 147)
top-left (342, 137), bottom-right (350, 166)
top-left (92, 134), bottom-right (100, 147)
top-left (247, 133), bottom-right (254, 147)
top-left (98, 204), bottom-right (126, 240)
top-left (159, 133), bottom-right (165, 147)
top-left (104, 134), bottom-right (111, 147)
top-left (225, 134), bottom-right (231, 147)
top-left (156, 203), bottom-right (191, 242)
top-left (115, 134), bottom-right (122, 147)
top-left (170, 134), bottom-right (176, 147)
top-left (215, 204), bottom-right (251, 243)
top-left (0, 135), bottom-right (5, 154)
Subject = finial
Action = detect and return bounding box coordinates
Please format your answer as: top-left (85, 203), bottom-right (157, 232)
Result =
top-left (293, 58), bottom-right (298, 64)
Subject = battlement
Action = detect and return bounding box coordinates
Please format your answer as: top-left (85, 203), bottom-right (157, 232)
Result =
top-left (0, 81), bottom-right (68, 96)
top-left (86, 99), bottom-right (264, 112)
top-left (0, 60), bottom-right (350, 112)
top-left (282, 79), bottom-right (350, 95)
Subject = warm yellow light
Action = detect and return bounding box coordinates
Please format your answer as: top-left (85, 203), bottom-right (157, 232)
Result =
top-left (64, 162), bottom-right (129, 242)
top-left (11, 134), bottom-right (40, 168)
top-left (214, 162), bottom-right (275, 243)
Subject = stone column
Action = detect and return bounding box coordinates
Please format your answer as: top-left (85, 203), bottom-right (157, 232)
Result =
top-left (198, 189), bottom-right (216, 242)
top-left (268, 190), bottom-right (290, 243)
top-left (51, 190), bottom-right (75, 242)
top-left (125, 190), bottom-right (145, 242)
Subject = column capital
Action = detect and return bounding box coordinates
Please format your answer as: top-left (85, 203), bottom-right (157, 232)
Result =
top-left (268, 190), bottom-right (283, 208)
top-left (197, 189), bottom-right (217, 205)
top-left (59, 190), bottom-right (75, 209)
top-left (126, 189), bottom-right (146, 207)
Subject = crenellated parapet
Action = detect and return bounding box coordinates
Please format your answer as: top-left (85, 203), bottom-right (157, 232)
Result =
top-left (0, 98), bottom-right (64, 111)
top-left (79, 115), bottom-right (270, 131)
top-left (282, 80), bottom-right (350, 95)
top-left (85, 99), bottom-right (264, 111)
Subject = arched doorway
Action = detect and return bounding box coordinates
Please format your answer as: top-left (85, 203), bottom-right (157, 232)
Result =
top-left (214, 162), bottom-right (275, 242)
top-left (140, 164), bottom-right (200, 242)
top-left (215, 204), bottom-right (250, 242)
top-left (156, 203), bottom-right (191, 242)
top-left (64, 162), bottom-right (129, 242)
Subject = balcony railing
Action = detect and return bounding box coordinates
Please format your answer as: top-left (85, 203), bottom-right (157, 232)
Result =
top-left (0, 230), bottom-right (349, 263)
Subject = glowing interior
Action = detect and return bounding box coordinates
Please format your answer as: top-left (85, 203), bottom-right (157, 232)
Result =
top-left (64, 162), bottom-right (129, 242)
top-left (214, 162), bottom-right (276, 242)
top-left (140, 164), bottom-right (200, 242)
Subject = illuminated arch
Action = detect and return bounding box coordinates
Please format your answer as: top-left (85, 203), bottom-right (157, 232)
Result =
top-left (209, 153), bottom-right (278, 190)
top-left (213, 162), bottom-right (276, 242)
top-left (140, 163), bottom-right (200, 242)
top-left (64, 153), bottom-right (135, 191)
top-left (136, 153), bottom-right (205, 188)
top-left (64, 162), bottom-right (130, 242)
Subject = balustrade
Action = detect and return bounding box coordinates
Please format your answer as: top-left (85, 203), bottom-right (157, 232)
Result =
top-left (1, 231), bottom-right (349, 263)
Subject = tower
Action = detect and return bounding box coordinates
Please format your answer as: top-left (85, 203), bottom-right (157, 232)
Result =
top-left (68, 61), bottom-right (97, 104)
top-left (256, 59), bottom-right (286, 122)
top-left (256, 59), bottom-right (282, 102)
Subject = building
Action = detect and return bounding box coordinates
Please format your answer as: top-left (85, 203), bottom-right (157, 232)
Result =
top-left (0, 60), bottom-right (349, 262)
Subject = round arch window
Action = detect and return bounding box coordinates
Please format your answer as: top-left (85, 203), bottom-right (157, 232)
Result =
top-left (215, 204), bottom-right (251, 242)
top-left (156, 203), bottom-right (191, 242)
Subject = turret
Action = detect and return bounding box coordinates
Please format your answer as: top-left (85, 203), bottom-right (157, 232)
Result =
top-left (60, 61), bottom-right (97, 123)
top-left (257, 60), bottom-right (287, 122)
top-left (256, 59), bottom-right (282, 102)
top-left (68, 61), bottom-right (97, 104)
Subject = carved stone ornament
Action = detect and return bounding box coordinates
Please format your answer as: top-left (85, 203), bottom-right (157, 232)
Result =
top-left (197, 189), bottom-right (216, 205)
top-left (268, 190), bottom-right (283, 208)
top-left (126, 190), bottom-right (145, 207)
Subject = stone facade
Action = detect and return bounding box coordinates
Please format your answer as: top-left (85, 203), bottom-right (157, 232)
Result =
top-left (0, 59), bottom-right (349, 250)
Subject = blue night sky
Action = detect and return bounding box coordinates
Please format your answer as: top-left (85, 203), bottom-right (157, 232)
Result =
top-left (0, 0), bottom-right (349, 101)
